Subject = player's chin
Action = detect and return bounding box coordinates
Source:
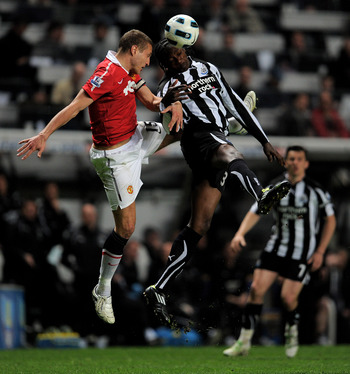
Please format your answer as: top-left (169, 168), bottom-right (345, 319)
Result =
top-left (178, 64), bottom-right (188, 72)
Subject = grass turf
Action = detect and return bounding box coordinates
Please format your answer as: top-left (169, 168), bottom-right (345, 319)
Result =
top-left (1, 345), bottom-right (350, 374)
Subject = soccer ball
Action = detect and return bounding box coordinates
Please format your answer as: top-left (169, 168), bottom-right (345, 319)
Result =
top-left (164, 14), bottom-right (199, 49)
top-left (228, 117), bottom-right (248, 135)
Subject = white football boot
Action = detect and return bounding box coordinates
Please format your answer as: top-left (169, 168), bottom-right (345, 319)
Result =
top-left (92, 285), bottom-right (115, 324)
top-left (228, 91), bottom-right (257, 134)
top-left (244, 90), bottom-right (257, 112)
top-left (223, 328), bottom-right (254, 357)
top-left (285, 323), bottom-right (299, 358)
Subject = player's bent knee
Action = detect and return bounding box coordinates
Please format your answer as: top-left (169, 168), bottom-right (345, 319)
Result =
top-left (190, 218), bottom-right (211, 236)
top-left (213, 145), bottom-right (243, 168)
top-left (281, 293), bottom-right (298, 310)
top-left (249, 282), bottom-right (266, 302)
top-left (115, 224), bottom-right (135, 239)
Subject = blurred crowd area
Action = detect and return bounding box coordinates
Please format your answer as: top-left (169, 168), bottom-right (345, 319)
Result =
top-left (0, 170), bottom-right (350, 348)
top-left (0, 0), bottom-right (350, 136)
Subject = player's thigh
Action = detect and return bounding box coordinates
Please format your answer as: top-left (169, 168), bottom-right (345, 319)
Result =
top-left (280, 279), bottom-right (304, 305)
top-left (189, 179), bottom-right (221, 235)
top-left (250, 268), bottom-right (278, 297)
top-left (212, 143), bottom-right (243, 168)
top-left (90, 146), bottom-right (143, 210)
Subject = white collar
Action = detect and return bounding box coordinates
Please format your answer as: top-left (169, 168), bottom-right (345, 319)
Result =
top-left (106, 50), bottom-right (129, 74)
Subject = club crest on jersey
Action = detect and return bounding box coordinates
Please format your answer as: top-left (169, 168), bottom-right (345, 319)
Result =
top-left (200, 64), bottom-right (208, 76)
top-left (127, 185), bottom-right (134, 194)
top-left (90, 76), bottom-right (104, 91)
top-left (123, 80), bottom-right (136, 96)
top-left (299, 194), bottom-right (308, 205)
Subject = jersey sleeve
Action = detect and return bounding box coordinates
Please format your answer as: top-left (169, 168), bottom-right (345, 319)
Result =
top-left (316, 188), bottom-right (335, 217)
top-left (214, 65), bottom-right (269, 145)
top-left (82, 64), bottom-right (117, 101)
top-left (134, 75), bottom-right (146, 91)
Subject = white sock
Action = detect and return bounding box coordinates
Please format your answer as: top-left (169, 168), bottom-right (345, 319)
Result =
top-left (96, 249), bottom-right (122, 296)
top-left (239, 328), bottom-right (254, 343)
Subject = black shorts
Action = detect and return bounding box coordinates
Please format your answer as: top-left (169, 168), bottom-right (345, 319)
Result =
top-left (255, 251), bottom-right (311, 284)
top-left (180, 130), bottom-right (232, 192)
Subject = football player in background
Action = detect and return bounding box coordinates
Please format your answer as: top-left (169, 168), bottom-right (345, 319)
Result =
top-left (223, 145), bottom-right (336, 358)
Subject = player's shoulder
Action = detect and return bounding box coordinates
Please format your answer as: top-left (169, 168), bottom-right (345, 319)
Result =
top-left (192, 57), bottom-right (217, 71)
top-left (304, 176), bottom-right (326, 191)
top-left (304, 176), bottom-right (333, 203)
top-left (95, 58), bottom-right (126, 78)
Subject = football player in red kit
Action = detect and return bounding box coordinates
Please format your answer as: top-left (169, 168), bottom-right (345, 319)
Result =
top-left (17, 29), bottom-right (187, 325)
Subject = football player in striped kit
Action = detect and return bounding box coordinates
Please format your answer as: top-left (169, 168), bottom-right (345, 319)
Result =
top-left (223, 145), bottom-right (336, 358)
top-left (143, 39), bottom-right (291, 328)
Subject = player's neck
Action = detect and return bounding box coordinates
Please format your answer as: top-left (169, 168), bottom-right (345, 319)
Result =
top-left (287, 172), bottom-right (305, 185)
top-left (115, 52), bottom-right (131, 73)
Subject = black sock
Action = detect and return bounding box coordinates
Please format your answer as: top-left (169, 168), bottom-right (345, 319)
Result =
top-left (228, 159), bottom-right (263, 201)
top-left (103, 230), bottom-right (128, 255)
top-left (155, 226), bottom-right (202, 291)
top-left (285, 308), bottom-right (300, 326)
top-left (242, 303), bottom-right (263, 330)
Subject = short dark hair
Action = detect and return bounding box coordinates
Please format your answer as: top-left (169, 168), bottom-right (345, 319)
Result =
top-left (118, 29), bottom-right (152, 53)
top-left (154, 39), bottom-right (173, 71)
top-left (286, 145), bottom-right (308, 160)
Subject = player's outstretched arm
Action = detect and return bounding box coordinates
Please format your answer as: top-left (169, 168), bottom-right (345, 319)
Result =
top-left (160, 80), bottom-right (191, 107)
top-left (137, 80), bottom-right (188, 111)
top-left (262, 142), bottom-right (285, 167)
top-left (17, 90), bottom-right (93, 160)
top-left (308, 214), bottom-right (336, 272)
top-left (137, 83), bottom-right (186, 133)
top-left (230, 211), bottom-right (261, 256)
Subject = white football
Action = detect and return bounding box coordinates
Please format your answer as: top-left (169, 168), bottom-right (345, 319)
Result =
top-left (228, 117), bottom-right (248, 135)
top-left (164, 14), bottom-right (199, 49)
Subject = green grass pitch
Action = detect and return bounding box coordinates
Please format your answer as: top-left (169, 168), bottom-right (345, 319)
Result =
top-left (1, 345), bottom-right (350, 374)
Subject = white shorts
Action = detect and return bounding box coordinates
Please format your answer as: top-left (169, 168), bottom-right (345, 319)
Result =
top-left (90, 121), bottom-right (166, 210)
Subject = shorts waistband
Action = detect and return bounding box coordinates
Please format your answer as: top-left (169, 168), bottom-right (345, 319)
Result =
top-left (91, 131), bottom-right (141, 156)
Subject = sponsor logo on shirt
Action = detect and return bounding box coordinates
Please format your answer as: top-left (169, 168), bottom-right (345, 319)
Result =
top-left (189, 74), bottom-right (219, 95)
top-left (123, 80), bottom-right (136, 96)
top-left (90, 76), bottom-right (104, 91)
top-left (277, 206), bottom-right (308, 220)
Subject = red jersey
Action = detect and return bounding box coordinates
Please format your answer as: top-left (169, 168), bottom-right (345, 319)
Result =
top-left (82, 50), bottom-right (146, 147)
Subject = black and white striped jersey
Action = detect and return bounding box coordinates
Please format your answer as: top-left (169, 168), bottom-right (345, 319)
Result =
top-left (251, 175), bottom-right (335, 261)
top-left (157, 57), bottom-right (269, 145)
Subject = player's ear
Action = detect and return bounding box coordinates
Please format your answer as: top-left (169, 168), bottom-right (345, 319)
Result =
top-left (131, 45), bottom-right (138, 55)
